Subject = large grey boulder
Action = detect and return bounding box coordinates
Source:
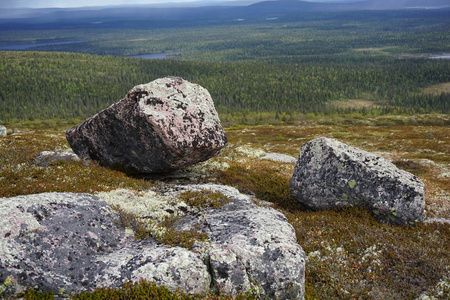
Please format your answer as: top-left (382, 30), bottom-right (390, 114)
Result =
top-left (0, 193), bottom-right (208, 297)
top-left (188, 185), bottom-right (305, 299)
top-left (290, 137), bottom-right (425, 225)
top-left (66, 77), bottom-right (227, 173)
top-left (0, 185), bottom-right (305, 299)
top-left (0, 125), bottom-right (6, 137)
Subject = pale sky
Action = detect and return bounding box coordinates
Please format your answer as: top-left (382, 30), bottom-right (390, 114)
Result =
top-left (0, 0), bottom-right (351, 9)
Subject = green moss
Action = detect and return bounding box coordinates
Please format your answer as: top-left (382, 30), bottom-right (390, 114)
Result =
top-left (0, 130), bottom-right (154, 198)
top-left (215, 158), bottom-right (304, 211)
top-left (72, 279), bottom-right (257, 299)
top-left (22, 288), bottom-right (54, 300)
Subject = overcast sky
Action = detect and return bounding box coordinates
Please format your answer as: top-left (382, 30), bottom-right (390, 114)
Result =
top-left (0, 0), bottom-right (351, 9)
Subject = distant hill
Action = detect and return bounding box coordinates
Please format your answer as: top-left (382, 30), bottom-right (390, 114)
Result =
top-left (0, 0), bottom-right (449, 28)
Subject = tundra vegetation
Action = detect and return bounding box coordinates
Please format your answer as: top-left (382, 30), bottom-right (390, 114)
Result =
top-left (1, 118), bottom-right (449, 299)
top-left (0, 6), bottom-right (449, 300)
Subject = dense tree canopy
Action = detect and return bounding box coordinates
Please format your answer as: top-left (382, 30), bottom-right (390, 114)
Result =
top-left (0, 9), bottom-right (449, 123)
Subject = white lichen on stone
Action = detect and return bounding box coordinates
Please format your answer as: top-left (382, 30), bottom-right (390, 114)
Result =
top-left (96, 189), bottom-right (190, 223)
top-left (259, 152), bottom-right (297, 163)
top-left (185, 159), bottom-right (230, 174)
top-left (234, 145), bottom-right (266, 158)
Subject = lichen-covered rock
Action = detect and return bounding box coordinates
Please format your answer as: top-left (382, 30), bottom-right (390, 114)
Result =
top-left (95, 240), bottom-right (210, 295)
top-left (172, 185), bottom-right (305, 299)
top-left (0, 192), bottom-right (209, 297)
top-left (34, 150), bottom-right (80, 166)
top-left (0, 193), bottom-right (132, 297)
top-left (203, 190), bottom-right (305, 299)
top-left (98, 184), bottom-right (306, 299)
top-left (0, 186), bottom-right (305, 299)
top-left (0, 125), bottom-right (6, 137)
top-left (66, 77), bottom-right (227, 173)
top-left (290, 137), bottom-right (425, 225)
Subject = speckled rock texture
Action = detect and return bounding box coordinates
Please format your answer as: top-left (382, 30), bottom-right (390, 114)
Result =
top-left (290, 137), bottom-right (425, 225)
top-left (1, 186), bottom-right (305, 299)
top-left (184, 185), bottom-right (305, 299)
top-left (0, 125), bottom-right (6, 137)
top-left (0, 193), bottom-right (209, 298)
top-left (66, 77), bottom-right (227, 173)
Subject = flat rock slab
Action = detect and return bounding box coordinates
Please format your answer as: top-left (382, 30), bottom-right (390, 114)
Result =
top-left (290, 137), bottom-right (425, 225)
top-left (34, 150), bottom-right (80, 166)
top-left (260, 152), bottom-right (297, 163)
top-left (66, 77), bottom-right (227, 173)
top-left (1, 185), bottom-right (305, 299)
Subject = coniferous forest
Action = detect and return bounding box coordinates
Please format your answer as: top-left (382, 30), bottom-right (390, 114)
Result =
top-left (0, 8), bottom-right (449, 124)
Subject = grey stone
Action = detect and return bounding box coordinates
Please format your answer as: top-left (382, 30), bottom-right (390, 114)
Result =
top-left (95, 240), bottom-right (210, 295)
top-left (34, 150), bottom-right (80, 166)
top-left (66, 77), bottom-right (227, 173)
top-left (1, 185), bottom-right (305, 299)
top-left (260, 152), bottom-right (297, 163)
top-left (172, 184), bottom-right (305, 299)
top-left (290, 137), bottom-right (425, 225)
top-left (204, 190), bottom-right (305, 299)
top-left (0, 125), bottom-right (6, 137)
top-left (0, 193), bottom-right (132, 297)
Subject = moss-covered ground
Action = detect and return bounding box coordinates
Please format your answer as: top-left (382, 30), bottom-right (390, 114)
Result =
top-left (1, 114), bottom-right (448, 299)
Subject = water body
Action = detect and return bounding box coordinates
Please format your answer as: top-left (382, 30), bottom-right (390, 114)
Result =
top-left (0, 40), bottom-right (86, 50)
top-left (400, 53), bottom-right (450, 60)
top-left (127, 52), bottom-right (181, 59)
top-left (429, 54), bottom-right (450, 59)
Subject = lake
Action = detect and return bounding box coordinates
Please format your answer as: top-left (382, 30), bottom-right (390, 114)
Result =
top-left (0, 40), bottom-right (86, 50)
top-left (429, 54), bottom-right (450, 59)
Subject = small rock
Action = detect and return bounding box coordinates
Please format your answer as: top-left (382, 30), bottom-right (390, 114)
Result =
top-left (34, 150), bottom-right (80, 166)
top-left (66, 77), bottom-right (227, 173)
top-left (260, 152), bottom-right (297, 163)
top-left (0, 125), bottom-right (6, 137)
top-left (290, 137), bottom-right (425, 225)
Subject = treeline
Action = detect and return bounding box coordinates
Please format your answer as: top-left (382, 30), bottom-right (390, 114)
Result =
top-left (0, 51), bottom-right (448, 123)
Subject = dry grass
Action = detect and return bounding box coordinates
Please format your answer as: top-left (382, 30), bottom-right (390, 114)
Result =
top-left (1, 115), bottom-right (449, 300)
top-left (423, 81), bottom-right (450, 95)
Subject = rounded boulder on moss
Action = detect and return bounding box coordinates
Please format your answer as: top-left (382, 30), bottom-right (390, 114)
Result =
top-left (66, 77), bottom-right (227, 173)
